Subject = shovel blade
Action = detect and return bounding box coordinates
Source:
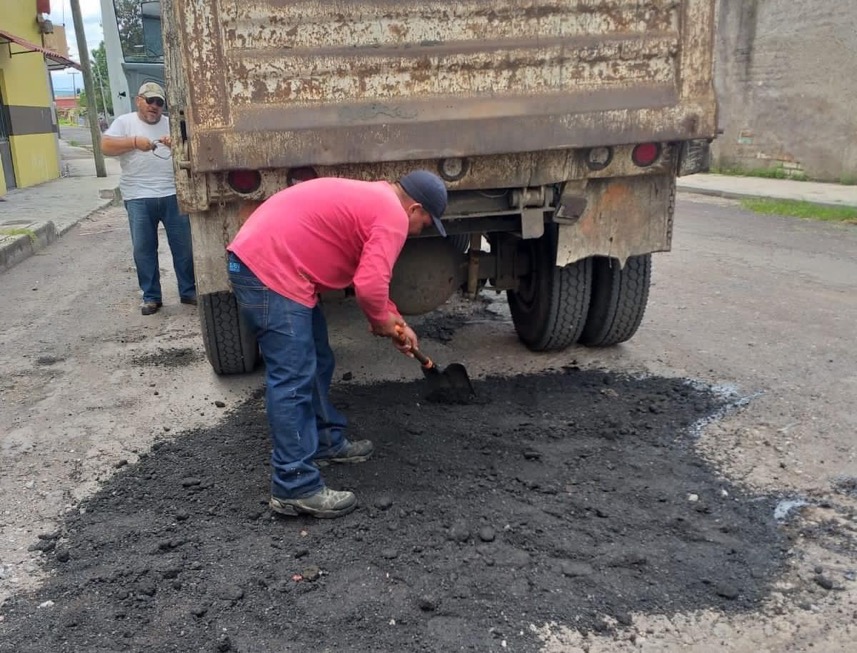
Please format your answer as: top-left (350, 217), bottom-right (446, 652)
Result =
top-left (422, 362), bottom-right (475, 403)
top-left (442, 363), bottom-right (475, 397)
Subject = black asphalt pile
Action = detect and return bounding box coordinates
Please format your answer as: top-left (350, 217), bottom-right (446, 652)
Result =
top-left (0, 369), bottom-right (787, 653)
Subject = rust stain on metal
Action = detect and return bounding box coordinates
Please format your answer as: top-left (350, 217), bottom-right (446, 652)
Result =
top-left (556, 174), bottom-right (673, 266)
top-left (172, 0), bottom-right (715, 175)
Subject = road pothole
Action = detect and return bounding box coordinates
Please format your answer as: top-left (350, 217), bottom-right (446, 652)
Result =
top-left (0, 369), bottom-right (788, 652)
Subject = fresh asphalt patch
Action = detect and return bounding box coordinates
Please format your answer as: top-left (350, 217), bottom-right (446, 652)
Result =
top-left (0, 369), bottom-right (788, 652)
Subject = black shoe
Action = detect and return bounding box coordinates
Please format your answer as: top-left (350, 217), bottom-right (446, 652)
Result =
top-left (180, 296), bottom-right (198, 306)
top-left (270, 487), bottom-right (357, 519)
top-left (141, 301), bottom-right (163, 316)
top-left (315, 439), bottom-right (374, 467)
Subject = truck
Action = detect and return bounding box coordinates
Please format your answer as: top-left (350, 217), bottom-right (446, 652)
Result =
top-left (103, 0), bottom-right (717, 375)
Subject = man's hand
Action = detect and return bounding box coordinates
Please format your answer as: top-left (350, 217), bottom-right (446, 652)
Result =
top-left (394, 325), bottom-right (419, 357)
top-left (369, 313), bottom-right (404, 339)
top-left (157, 136), bottom-right (172, 148)
top-left (370, 315), bottom-right (420, 356)
top-left (134, 136), bottom-right (155, 152)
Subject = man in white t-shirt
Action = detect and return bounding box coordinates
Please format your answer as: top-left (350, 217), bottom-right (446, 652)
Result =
top-left (102, 82), bottom-right (196, 315)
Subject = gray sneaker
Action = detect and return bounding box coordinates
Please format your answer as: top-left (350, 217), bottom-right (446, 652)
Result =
top-left (315, 439), bottom-right (374, 467)
top-left (140, 300), bottom-right (162, 316)
top-left (270, 487), bottom-right (357, 519)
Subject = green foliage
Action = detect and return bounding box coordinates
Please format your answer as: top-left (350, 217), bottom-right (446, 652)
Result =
top-left (115, 0), bottom-right (146, 61)
top-left (740, 199), bottom-right (857, 224)
top-left (0, 228), bottom-right (38, 244)
top-left (89, 42), bottom-right (113, 115)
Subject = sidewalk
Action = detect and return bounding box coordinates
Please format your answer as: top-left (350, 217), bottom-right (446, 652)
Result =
top-left (677, 173), bottom-right (857, 208)
top-left (0, 140), bottom-right (120, 273)
top-left (2, 153), bottom-right (856, 274)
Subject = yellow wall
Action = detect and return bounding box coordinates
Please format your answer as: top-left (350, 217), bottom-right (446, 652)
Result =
top-left (1, 48), bottom-right (53, 106)
top-left (0, 66), bottom-right (7, 197)
top-left (9, 133), bottom-right (60, 187)
top-left (0, 4), bottom-right (63, 193)
top-left (3, 5), bottom-right (43, 37)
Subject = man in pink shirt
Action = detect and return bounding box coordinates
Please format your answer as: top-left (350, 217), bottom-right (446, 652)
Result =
top-left (227, 170), bottom-right (448, 518)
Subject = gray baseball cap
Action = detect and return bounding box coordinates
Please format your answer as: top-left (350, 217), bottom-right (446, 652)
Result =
top-left (399, 170), bottom-right (449, 237)
top-left (138, 82), bottom-right (165, 100)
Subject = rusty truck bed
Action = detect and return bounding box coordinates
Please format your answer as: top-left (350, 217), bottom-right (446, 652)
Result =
top-left (164, 0), bottom-right (717, 173)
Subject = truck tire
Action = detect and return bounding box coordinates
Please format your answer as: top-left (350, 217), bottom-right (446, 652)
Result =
top-left (449, 234), bottom-right (470, 253)
top-left (580, 254), bottom-right (651, 347)
top-left (199, 291), bottom-right (259, 375)
top-left (506, 227), bottom-right (592, 351)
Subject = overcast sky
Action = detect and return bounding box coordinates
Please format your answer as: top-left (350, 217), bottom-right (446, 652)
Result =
top-left (49, 0), bottom-right (105, 93)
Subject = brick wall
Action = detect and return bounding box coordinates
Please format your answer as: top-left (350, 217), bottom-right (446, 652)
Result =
top-left (713, 0), bottom-right (857, 182)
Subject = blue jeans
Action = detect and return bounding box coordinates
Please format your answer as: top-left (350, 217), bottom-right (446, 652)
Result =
top-left (227, 252), bottom-right (348, 499)
top-left (125, 195), bottom-right (196, 303)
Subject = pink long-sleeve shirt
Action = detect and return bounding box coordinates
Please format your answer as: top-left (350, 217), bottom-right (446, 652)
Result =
top-left (227, 178), bottom-right (407, 325)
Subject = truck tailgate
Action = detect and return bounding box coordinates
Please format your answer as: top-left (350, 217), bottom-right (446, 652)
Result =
top-left (166, 0), bottom-right (717, 172)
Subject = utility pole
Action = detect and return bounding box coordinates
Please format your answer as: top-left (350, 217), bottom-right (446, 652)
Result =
top-left (69, 0), bottom-right (106, 177)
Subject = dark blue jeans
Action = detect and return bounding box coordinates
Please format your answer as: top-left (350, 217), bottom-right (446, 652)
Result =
top-left (125, 195), bottom-right (195, 303)
top-left (227, 252), bottom-right (348, 499)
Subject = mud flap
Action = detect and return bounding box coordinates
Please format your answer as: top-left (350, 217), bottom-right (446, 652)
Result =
top-left (555, 175), bottom-right (675, 268)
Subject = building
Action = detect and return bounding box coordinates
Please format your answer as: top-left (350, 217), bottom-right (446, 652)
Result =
top-left (0, 0), bottom-right (79, 195)
top-left (714, 0), bottom-right (857, 182)
top-left (54, 95), bottom-right (78, 118)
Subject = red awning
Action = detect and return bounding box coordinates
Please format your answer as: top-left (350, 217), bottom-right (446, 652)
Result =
top-left (0, 29), bottom-right (80, 71)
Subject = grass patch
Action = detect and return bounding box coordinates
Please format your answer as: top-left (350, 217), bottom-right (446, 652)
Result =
top-left (740, 198), bottom-right (857, 224)
top-left (711, 165), bottom-right (809, 182)
top-left (0, 228), bottom-right (38, 243)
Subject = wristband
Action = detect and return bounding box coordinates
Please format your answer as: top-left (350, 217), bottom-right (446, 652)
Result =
top-left (133, 136), bottom-right (137, 150)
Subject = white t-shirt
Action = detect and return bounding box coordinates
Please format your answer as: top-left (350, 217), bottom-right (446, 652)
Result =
top-left (104, 112), bottom-right (176, 200)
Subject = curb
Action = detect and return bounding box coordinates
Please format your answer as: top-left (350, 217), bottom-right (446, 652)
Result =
top-left (676, 185), bottom-right (857, 210)
top-left (0, 221), bottom-right (58, 273)
top-left (0, 191), bottom-right (117, 274)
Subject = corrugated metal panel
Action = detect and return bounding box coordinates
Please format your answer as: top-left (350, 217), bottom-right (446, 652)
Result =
top-left (169, 0), bottom-right (716, 172)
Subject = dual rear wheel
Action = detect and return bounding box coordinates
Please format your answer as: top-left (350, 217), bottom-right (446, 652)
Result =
top-left (507, 226), bottom-right (652, 351)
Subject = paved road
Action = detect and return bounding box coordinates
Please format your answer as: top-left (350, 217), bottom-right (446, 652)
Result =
top-left (0, 197), bottom-right (855, 651)
top-left (57, 125), bottom-right (97, 148)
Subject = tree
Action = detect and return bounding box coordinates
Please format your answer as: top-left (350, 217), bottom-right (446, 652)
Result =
top-left (89, 42), bottom-right (113, 115)
top-left (114, 0), bottom-right (144, 61)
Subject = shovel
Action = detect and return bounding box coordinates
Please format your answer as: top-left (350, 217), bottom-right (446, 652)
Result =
top-left (395, 327), bottom-right (475, 403)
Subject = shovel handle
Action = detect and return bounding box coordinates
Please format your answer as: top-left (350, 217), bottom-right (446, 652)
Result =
top-left (410, 348), bottom-right (434, 369)
top-left (395, 325), bottom-right (434, 369)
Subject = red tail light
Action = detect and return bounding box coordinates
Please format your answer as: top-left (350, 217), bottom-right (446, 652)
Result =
top-left (227, 170), bottom-right (262, 194)
top-left (287, 167), bottom-right (318, 186)
top-left (632, 143), bottom-right (661, 167)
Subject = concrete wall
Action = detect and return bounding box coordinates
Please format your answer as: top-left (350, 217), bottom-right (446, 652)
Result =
top-left (713, 0), bottom-right (857, 182)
